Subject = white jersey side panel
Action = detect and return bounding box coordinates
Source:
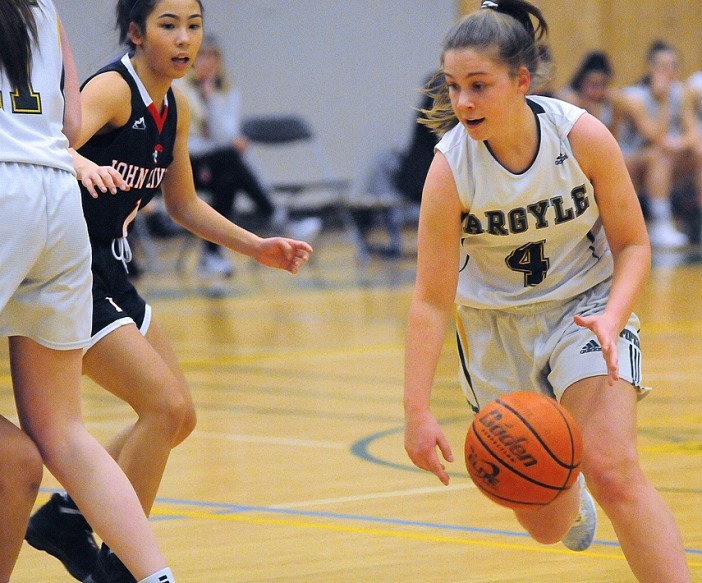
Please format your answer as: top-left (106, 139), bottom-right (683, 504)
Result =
top-left (437, 95), bottom-right (613, 309)
top-left (0, 0), bottom-right (74, 173)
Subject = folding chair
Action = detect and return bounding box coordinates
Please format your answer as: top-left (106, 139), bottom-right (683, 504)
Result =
top-left (345, 148), bottom-right (420, 259)
top-left (241, 115), bottom-right (367, 259)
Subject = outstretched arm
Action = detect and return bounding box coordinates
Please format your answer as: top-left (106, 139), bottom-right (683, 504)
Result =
top-left (161, 87), bottom-right (313, 274)
top-left (404, 151), bottom-right (463, 485)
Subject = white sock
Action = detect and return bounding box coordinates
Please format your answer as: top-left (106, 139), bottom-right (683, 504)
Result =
top-left (138, 568), bottom-right (175, 583)
top-left (649, 198), bottom-right (672, 221)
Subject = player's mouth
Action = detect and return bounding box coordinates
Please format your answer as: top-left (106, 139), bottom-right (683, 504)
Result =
top-left (172, 56), bottom-right (191, 66)
top-left (465, 118), bottom-right (485, 128)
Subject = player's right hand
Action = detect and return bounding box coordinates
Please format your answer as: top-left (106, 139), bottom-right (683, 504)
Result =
top-left (71, 149), bottom-right (130, 198)
top-left (404, 411), bottom-right (454, 485)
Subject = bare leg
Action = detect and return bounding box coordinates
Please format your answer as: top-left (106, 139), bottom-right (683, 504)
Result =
top-left (10, 336), bottom-right (168, 581)
top-left (512, 477), bottom-right (580, 544)
top-left (644, 146), bottom-right (676, 204)
top-left (0, 416), bottom-right (43, 582)
top-left (562, 376), bottom-right (690, 583)
top-left (83, 321), bottom-right (195, 515)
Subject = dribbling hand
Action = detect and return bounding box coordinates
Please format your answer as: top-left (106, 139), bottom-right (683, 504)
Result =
top-left (405, 410), bottom-right (454, 485)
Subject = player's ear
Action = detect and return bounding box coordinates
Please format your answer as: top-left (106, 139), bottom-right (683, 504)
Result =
top-left (128, 21), bottom-right (144, 47)
top-left (517, 66), bottom-right (531, 96)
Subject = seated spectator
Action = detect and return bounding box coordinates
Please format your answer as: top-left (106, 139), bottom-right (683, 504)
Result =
top-left (395, 72), bottom-right (441, 205)
top-left (352, 73), bottom-right (439, 257)
top-left (556, 50), bottom-right (624, 132)
top-left (176, 35), bottom-right (320, 277)
top-left (616, 40), bottom-right (700, 248)
top-left (683, 69), bottom-right (702, 242)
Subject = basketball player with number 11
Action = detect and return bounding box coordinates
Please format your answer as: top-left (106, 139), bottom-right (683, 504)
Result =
top-left (403, 1), bottom-right (690, 581)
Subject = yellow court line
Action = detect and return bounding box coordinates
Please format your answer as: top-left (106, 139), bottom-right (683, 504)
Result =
top-left (150, 506), bottom-right (702, 567)
top-left (639, 443), bottom-right (702, 455)
top-left (179, 341), bottom-right (407, 368)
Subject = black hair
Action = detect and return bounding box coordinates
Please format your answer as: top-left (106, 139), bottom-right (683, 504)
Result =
top-left (115, 0), bottom-right (204, 51)
top-left (569, 51), bottom-right (612, 91)
top-left (0, 0), bottom-right (40, 90)
top-left (640, 39), bottom-right (677, 86)
top-left (422, 0), bottom-right (549, 137)
top-left (646, 39), bottom-right (675, 64)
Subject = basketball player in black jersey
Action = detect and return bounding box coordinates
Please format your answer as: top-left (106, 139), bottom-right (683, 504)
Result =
top-left (25, 1), bottom-right (313, 582)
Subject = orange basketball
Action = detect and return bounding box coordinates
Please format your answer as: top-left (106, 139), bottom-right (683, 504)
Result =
top-left (464, 391), bottom-right (582, 510)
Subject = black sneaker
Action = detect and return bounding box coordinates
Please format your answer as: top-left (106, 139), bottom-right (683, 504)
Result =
top-left (26, 493), bottom-right (99, 581)
top-left (83, 544), bottom-right (136, 583)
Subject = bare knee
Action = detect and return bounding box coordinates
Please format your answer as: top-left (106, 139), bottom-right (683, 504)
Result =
top-left (145, 380), bottom-right (196, 446)
top-left (173, 400), bottom-right (196, 446)
top-left (0, 431), bottom-right (43, 499)
top-left (583, 450), bottom-right (643, 511)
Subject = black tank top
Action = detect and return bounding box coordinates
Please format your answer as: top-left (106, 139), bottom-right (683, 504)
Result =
top-left (79, 54), bottom-right (178, 244)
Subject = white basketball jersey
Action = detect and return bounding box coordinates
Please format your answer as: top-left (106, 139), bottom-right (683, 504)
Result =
top-left (437, 95), bottom-right (612, 309)
top-left (0, 0), bottom-right (73, 173)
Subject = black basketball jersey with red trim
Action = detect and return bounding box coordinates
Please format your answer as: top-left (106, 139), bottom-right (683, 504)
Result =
top-left (79, 54), bottom-right (177, 244)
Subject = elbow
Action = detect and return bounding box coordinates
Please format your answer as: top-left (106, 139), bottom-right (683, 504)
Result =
top-left (63, 125), bottom-right (80, 148)
top-left (62, 108), bottom-right (81, 148)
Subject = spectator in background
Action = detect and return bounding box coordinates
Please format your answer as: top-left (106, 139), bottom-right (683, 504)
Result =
top-left (531, 43), bottom-right (556, 97)
top-left (353, 72), bottom-right (440, 258)
top-left (683, 69), bottom-right (702, 242)
top-left (394, 72), bottom-right (442, 206)
top-left (177, 35), bottom-right (320, 277)
top-left (617, 40), bottom-right (700, 248)
top-left (557, 51), bottom-right (623, 132)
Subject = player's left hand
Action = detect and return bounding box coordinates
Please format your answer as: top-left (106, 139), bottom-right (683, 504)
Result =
top-left (254, 238), bottom-right (313, 274)
top-left (573, 313), bottom-right (620, 386)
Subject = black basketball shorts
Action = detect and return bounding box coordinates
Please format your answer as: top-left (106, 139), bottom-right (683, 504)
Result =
top-left (89, 242), bottom-right (151, 348)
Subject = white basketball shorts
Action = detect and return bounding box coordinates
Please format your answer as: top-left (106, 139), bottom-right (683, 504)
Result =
top-left (0, 163), bottom-right (92, 349)
top-left (455, 278), bottom-right (647, 412)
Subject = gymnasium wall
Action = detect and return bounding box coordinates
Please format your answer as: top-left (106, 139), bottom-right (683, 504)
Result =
top-left (58, 1), bottom-right (702, 188)
top-left (460, 0), bottom-right (702, 89)
top-left (58, 0), bottom-right (456, 188)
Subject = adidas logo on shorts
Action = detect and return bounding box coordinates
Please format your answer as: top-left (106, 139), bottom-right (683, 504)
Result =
top-left (579, 339), bottom-right (602, 354)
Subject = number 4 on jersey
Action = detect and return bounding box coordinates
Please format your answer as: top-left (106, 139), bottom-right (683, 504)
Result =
top-left (506, 240), bottom-right (550, 287)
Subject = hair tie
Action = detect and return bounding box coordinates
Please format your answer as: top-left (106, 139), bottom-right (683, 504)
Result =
top-left (481, 0), bottom-right (499, 8)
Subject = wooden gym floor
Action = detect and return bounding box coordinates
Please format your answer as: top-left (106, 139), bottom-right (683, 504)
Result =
top-left (3, 229), bottom-right (702, 582)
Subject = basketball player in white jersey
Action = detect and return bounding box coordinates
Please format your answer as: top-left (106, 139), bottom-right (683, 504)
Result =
top-left (403, 1), bottom-right (690, 582)
top-left (0, 1), bottom-right (175, 582)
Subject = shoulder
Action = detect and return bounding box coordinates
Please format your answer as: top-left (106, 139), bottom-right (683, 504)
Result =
top-left (171, 84), bottom-right (192, 133)
top-left (530, 94), bottom-right (582, 114)
top-left (529, 95), bottom-right (586, 136)
top-left (81, 70), bottom-right (132, 129)
top-left (424, 150), bottom-right (463, 212)
top-left (82, 69), bottom-right (131, 103)
top-left (568, 113), bottom-right (621, 177)
top-left (171, 84), bottom-right (191, 116)
top-left (435, 122), bottom-right (464, 155)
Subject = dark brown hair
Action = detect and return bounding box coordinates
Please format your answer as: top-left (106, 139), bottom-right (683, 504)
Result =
top-left (0, 0), bottom-right (40, 90)
top-left (422, 0), bottom-right (549, 137)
